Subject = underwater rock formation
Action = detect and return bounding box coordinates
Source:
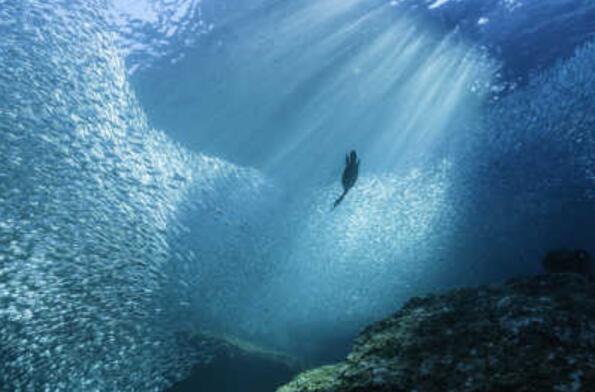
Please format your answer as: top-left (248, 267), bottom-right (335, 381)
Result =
top-left (278, 273), bottom-right (595, 392)
top-left (167, 332), bottom-right (299, 392)
top-left (543, 249), bottom-right (592, 278)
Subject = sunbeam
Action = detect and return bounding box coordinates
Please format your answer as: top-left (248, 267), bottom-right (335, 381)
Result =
top-left (139, 0), bottom-right (496, 187)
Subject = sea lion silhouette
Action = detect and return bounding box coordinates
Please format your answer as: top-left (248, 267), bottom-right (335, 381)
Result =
top-left (333, 150), bottom-right (359, 209)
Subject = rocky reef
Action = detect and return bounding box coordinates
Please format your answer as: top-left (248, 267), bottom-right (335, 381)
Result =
top-left (167, 332), bottom-right (299, 392)
top-left (279, 273), bottom-right (595, 392)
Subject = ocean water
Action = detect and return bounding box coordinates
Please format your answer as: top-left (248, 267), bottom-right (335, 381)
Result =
top-left (1, 0), bottom-right (595, 390)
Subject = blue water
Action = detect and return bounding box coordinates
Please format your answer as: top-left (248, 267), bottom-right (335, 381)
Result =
top-left (2, 0), bottom-right (595, 390)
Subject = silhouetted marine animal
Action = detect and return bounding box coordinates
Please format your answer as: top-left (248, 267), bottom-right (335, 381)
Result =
top-left (542, 249), bottom-right (592, 279)
top-left (333, 150), bottom-right (359, 209)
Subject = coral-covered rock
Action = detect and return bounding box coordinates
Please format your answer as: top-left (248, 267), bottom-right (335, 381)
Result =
top-left (279, 274), bottom-right (595, 392)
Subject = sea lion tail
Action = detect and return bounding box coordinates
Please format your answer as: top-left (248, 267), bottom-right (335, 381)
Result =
top-left (332, 191), bottom-right (347, 209)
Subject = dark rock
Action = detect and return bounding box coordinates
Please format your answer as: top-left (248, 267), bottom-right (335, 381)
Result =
top-left (543, 249), bottom-right (592, 277)
top-left (278, 274), bottom-right (595, 392)
top-left (167, 332), bottom-right (299, 392)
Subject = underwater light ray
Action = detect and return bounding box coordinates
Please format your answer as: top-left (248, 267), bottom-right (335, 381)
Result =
top-left (268, 3), bottom-right (389, 63)
top-left (238, 1), bottom-right (496, 184)
top-left (351, 25), bottom-right (425, 99)
top-left (276, 0), bottom-right (372, 39)
top-left (262, 17), bottom-right (413, 168)
top-left (375, 43), bottom-right (494, 167)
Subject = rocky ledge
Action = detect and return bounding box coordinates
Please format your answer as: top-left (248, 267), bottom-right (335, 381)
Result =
top-left (167, 331), bottom-right (299, 392)
top-left (279, 273), bottom-right (595, 392)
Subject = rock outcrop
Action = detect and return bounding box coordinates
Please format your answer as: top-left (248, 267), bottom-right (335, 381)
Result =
top-left (543, 249), bottom-right (592, 278)
top-left (279, 273), bottom-right (595, 392)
